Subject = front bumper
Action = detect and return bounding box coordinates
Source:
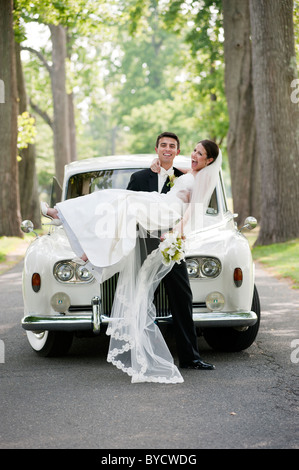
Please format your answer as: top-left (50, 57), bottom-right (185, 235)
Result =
top-left (22, 296), bottom-right (258, 332)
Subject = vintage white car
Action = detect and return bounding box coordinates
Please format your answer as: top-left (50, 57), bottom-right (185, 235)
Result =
top-left (21, 154), bottom-right (260, 357)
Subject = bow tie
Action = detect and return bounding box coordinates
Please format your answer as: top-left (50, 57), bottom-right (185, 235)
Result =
top-left (160, 167), bottom-right (174, 177)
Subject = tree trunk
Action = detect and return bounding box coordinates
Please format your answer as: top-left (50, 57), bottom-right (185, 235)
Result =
top-left (222, 0), bottom-right (260, 226)
top-left (23, 25), bottom-right (77, 174)
top-left (66, 34), bottom-right (77, 163)
top-left (15, 42), bottom-right (41, 229)
top-left (0, 0), bottom-right (22, 237)
top-left (49, 24), bottom-right (71, 185)
top-left (250, 0), bottom-right (299, 244)
top-left (68, 91), bottom-right (77, 162)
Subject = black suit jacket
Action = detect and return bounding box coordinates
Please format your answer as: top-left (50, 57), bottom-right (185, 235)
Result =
top-left (127, 166), bottom-right (184, 251)
top-left (127, 167), bottom-right (184, 193)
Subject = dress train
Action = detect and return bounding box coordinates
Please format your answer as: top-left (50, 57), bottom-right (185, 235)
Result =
top-left (106, 244), bottom-right (184, 384)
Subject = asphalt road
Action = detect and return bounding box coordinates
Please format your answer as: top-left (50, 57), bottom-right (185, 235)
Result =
top-left (0, 260), bottom-right (298, 450)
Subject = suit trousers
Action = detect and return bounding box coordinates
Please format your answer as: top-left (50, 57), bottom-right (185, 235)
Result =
top-left (162, 261), bottom-right (201, 365)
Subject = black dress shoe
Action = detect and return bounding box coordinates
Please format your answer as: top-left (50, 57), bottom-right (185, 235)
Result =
top-left (180, 359), bottom-right (215, 370)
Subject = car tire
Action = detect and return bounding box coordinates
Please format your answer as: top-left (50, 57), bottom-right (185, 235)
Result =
top-left (202, 285), bottom-right (261, 352)
top-left (26, 330), bottom-right (73, 357)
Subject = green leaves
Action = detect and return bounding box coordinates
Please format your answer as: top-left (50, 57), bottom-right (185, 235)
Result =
top-left (17, 112), bottom-right (37, 150)
top-left (19, 1), bottom-right (229, 168)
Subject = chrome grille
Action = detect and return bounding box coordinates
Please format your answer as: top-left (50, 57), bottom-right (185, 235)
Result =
top-left (101, 273), bottom-right (120, 316)
top-left (100, 273), bottom-right (171, 318)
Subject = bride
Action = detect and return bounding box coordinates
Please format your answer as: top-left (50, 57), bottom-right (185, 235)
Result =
top-left (43, 139), bottom-right (221, 384)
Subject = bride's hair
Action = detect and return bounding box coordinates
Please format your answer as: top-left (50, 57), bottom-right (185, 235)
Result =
top-left (199, 140), bottom-right (219, 164)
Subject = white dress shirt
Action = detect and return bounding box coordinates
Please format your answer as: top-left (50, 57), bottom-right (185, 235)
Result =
top-left (158, 167), bottom-right (174, 193)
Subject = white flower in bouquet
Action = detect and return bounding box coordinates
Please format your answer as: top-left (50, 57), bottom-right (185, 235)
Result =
top-left (159, 231), bottom-right (186, 266)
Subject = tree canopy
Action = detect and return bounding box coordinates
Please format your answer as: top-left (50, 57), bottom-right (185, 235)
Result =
top-left (0, 0), bottom-right (298, 242)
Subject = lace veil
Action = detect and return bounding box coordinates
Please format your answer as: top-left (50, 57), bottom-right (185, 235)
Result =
top-left (182, 149), bottom-right (222, 233)
top-left (106, 149), bottom-right (222, 384)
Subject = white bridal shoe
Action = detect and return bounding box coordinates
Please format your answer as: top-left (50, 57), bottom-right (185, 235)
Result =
top-left (40, 202), bottom-right (62, 226)
top-left (40, 202), bottom-right (86, 264)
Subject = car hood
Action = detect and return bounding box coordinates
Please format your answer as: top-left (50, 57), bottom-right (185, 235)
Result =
top-left (185, 222), bottom-right (247, 259)
top-left (30, 216), bottom-right (247, 265)
top-left (27, 227), bottom-right (76, 261)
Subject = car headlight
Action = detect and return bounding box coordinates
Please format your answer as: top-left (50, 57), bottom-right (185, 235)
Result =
top-left (186, 259), bottom-right (200, 278)
top-left (55, 262), bottom-right (74, 282)
top-left (76, 265), bottom-right (93, 282)
top-left (201, 258), bottom-right (221, 278)
top-left (54, 261), bottom-right (94, 283)
top-left (186, 257), bottom-right (221, 279)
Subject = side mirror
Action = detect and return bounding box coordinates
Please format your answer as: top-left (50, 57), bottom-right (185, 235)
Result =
top-left (239, 216), bottom-right (257, 232)
top-left (21, 220), bottom-right (39, 237)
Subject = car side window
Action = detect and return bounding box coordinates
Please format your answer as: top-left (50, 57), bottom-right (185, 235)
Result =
top-left (219, 174), bottom-right (228, 213)
top-left (206, 189), bottom-right (218, 215)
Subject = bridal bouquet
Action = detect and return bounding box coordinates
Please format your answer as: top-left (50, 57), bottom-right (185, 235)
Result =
top-left (159, 231), bottom-right (186, 266)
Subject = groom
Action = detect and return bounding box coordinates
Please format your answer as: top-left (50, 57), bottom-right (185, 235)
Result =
top-left (127, 132), bottom-right (215, 370)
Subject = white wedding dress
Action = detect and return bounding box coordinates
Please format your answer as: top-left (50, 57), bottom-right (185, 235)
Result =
top-left (56, 173), bottom-right (194, 269)
top-left (56, 173), bottom-right (195, 384)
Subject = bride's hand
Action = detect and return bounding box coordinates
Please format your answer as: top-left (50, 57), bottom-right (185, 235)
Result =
top-left (150, 158), bottom-right (160, 173)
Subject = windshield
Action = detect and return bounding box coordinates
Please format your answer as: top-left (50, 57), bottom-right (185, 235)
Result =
top-left (65, 168), bottom-right (219, 214)
top-left (66, 169), bottom-right (137, 199)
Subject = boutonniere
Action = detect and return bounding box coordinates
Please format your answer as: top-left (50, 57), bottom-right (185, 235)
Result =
top-left (167, 174), bottom-right (177, 188)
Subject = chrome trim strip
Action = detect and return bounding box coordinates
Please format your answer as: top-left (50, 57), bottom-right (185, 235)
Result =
top-left (22, 310), bottom-right (257, 331)
top-left (22, 315), bottom-right (93, 331)
top-left (192, 311), bottom-right (257, 327)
